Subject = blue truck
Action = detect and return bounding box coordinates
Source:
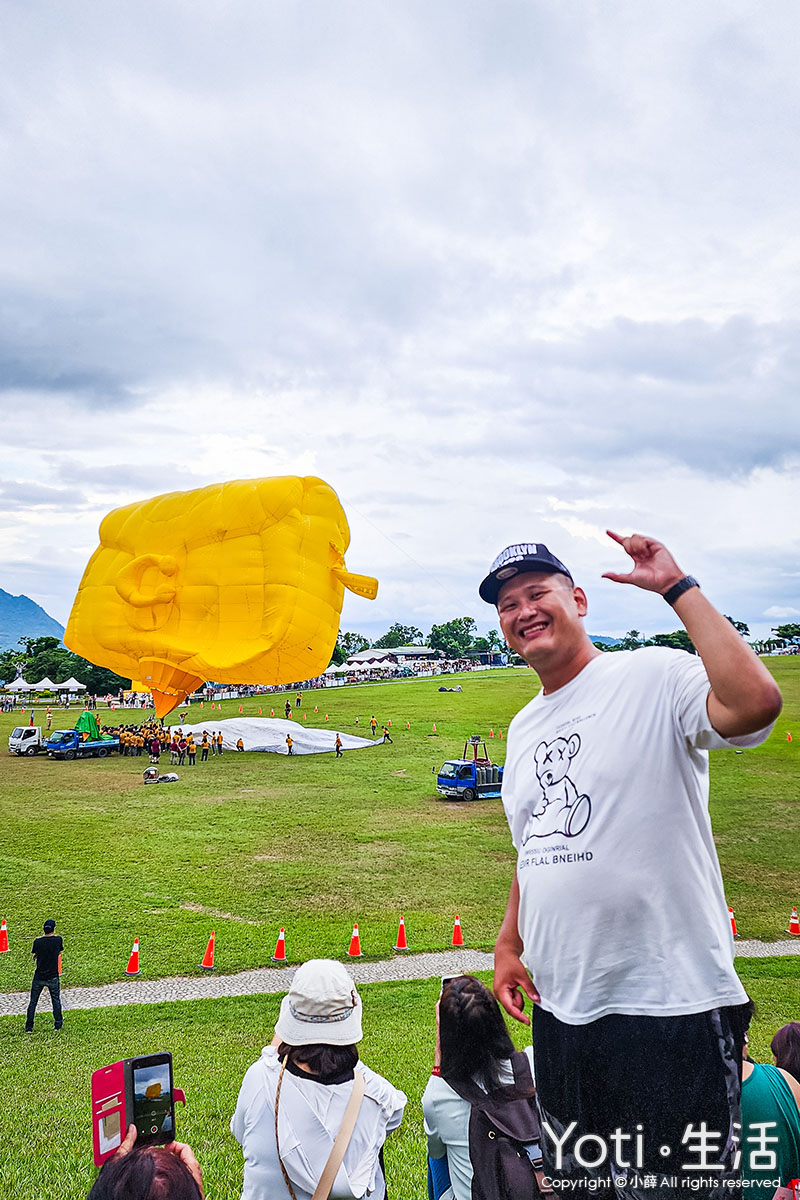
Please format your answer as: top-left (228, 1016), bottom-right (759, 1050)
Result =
top-left (46, 729), bottom-right (121, 760)
top-left (436, 735), bottom-right (503, 801)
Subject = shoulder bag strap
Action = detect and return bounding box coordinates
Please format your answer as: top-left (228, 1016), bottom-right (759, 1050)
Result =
top-left (274, 1059), bottom-right (367, 1200)
top-left (311, 1069), bottom-right (366, 1200)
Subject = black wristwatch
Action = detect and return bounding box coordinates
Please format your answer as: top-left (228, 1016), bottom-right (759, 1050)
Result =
top-left (662, 575), bottom-right (700, 605)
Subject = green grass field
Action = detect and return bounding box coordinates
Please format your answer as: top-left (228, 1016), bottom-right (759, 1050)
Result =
top-left (1, 961), bottom-right (798, 1200)
top-left (0, 658), bottom-right (798, 1199)
top-left (0, 661), bottom-right (797, 990)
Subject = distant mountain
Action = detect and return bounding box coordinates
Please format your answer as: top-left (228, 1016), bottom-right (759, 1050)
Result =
top-left (589, 635), bottom-right (623, 646)
top-left (0, 589), bottom-right (65, 651)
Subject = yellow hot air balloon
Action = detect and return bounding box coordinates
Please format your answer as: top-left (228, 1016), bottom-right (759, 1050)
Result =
top-left (65, 476), bottom-right (378, 717)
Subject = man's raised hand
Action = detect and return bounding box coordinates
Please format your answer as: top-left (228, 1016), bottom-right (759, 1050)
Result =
top-left (602, 530), bottom-right (685, 595)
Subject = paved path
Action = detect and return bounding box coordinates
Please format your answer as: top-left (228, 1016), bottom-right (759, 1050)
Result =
top-left (1, 940), bottom-right (797, 1018)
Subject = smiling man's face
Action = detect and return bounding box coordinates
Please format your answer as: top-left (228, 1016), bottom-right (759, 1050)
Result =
top-left (497, 571), bottom-right (588, 671)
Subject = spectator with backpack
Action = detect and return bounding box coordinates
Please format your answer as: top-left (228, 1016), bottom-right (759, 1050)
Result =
top-left (423, 975), bottom-right (549, 1200)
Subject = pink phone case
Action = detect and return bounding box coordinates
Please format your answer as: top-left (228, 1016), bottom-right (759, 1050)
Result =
top-left (91, 1061), bottom-right (126, 1166)
top-left (91, 1060), bottom-right (186, 1166)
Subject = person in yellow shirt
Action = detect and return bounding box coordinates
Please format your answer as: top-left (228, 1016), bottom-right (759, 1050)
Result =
top-left (236, 737), bottom-right (244, 752)
top-left (200, 732), bottom-right (210, 762)
top-left (187, 735), bottom-right (196, 766)
top-left (216, 732), bottom-right (224, 756)
top-left (285, 734), bottom-right (293, 755)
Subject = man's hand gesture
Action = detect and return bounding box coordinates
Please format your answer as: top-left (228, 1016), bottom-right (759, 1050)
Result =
top-left (602, 530), bottom-right (684, 595)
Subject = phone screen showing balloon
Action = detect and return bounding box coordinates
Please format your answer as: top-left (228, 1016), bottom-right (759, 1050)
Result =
top-left (130, 1053), bottom-right (175, 1145)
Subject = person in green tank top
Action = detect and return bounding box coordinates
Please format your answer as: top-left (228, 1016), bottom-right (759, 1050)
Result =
top-left (740, 1018), bottom-right (800, 1194)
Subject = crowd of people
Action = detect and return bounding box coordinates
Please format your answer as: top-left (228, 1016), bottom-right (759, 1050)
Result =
top-left (109, 723), bottom-right (232, 762)
top-left (86, 963), bottom-right (800, 1199)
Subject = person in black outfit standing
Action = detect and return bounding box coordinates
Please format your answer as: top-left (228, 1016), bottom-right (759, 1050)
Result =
top-left (25, 918), bottom-right (63, 1032)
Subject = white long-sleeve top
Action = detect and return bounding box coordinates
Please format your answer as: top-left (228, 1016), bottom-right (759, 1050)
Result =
top-left (231, 1046), bottom-right (407, 1200)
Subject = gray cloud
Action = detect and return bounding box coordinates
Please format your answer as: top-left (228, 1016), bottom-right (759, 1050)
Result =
top-left (1, 1), bottom-right (799, 640)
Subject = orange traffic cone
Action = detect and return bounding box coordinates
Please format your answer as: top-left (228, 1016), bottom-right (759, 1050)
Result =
top-left (388, 720), bottom-right (392, 727)
top-left (125, 937), bottom-right (141, 976)
top-left (272, 928), bottom-right (287, 961)
top-left (787, 907), bottom-right (800, 936)
top-left (258, 707), bottom-right (262, 714)
top-left (394, 916), bottom-right (408, 951)
top-left (239, 705), bottom-right (243, 713)
top-left (406, 721), bottom-right (410, 729)
top-left (498, 730), bottom-right (503, 740)
top-left (325, 714), bottom-right (329, 722)
top-left (432, 723), bottom-right (437, 733)
top-left (0, 919), bottom-right (8, 953)
top-left (304, 713), bottom-right (307, 721)
top-left (728, 907), bottom-right (739, 938)
top-left (788, 732), bottom-right (793, 742)
top-left (270, 709), bottom-right (274, 717)
top-left (211, 702), bottom-right (215, 709)
top-left (355, 716), bottom-right (359, 724)
top-left (451, 915), bottom-right (464, 946)
top-left (347, 923), bottom-right (363, 957)
top-left (199, 931), bottom-right (216, 970)
top-left (489, 728), bottom-right (494, 738)
top-left (314, 706), bottom-right (318, 713)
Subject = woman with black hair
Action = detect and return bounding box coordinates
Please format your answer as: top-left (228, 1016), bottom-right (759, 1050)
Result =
top-left (772, 1022), bottom-right (800, 1084)
top-left (231, 959), bottom-right (406, 1200)
top-left (423, 975), bottom-right (545, 1200)
top-left (88, 1125), bottom-right (204, 1199)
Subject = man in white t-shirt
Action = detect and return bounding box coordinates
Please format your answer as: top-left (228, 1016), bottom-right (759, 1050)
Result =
top-left (482, 532), bottom-right (782, 1199)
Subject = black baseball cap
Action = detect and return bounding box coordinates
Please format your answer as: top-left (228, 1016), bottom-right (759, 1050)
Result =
top-left (479, 543), bottom-right (574, 605)
top-left (43, 919), bottom-right (56, 933)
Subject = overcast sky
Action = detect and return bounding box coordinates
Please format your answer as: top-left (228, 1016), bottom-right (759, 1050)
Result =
top-left (1, 0), bottom-right (798, 645)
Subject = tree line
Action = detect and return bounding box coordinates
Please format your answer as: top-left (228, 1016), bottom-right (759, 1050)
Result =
top-left (0, 637), bottom-right (129, 694)
top-left (331, 620), bottom-right (508, 664)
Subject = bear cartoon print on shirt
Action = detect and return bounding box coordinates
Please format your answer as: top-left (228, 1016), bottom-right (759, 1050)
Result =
top-left (522, 732), bottom-right (592, 842)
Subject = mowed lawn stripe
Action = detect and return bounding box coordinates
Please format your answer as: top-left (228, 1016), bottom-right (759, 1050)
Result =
top-left (0, 660), bottom-right (796, 990)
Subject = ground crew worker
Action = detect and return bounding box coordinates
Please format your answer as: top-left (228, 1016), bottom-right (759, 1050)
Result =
top-left (335, 733), bottom-right (343, 757)
top-left (285, 699), bottom-right (292, 718)
top-left (236, 737), bottom-right (244, 752)
top-left (187, 736), bottom-right (196, 765)
top-left (286, 734), bottom-right (294, 755)
top-left (216, 731), bottom-right (224, 756)
top-left (200, 732), bottom-right (210, 762)
top-left (296, 692), bottom-right (302, 707)
top-left (381, 725), bottom-right (392, 743)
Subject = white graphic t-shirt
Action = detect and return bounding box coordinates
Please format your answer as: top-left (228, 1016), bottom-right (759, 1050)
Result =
top-left (502, 648), bottom-right (773, 1025)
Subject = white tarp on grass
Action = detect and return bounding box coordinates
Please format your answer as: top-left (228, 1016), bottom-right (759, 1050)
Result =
top-left (165, 716), bottom-right (384, 755)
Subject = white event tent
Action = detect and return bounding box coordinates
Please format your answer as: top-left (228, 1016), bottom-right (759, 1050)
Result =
top-left (4, 677), bottom-right (34, 691)
top-left (58, 677), bottom-right (87, 690)
top-left (30, 677), bottom-right (58, 691)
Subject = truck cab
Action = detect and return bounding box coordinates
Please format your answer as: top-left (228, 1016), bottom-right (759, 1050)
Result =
top-left (436, 735), bottom-right (503, 801)
top-left (8, 726), bottom-right (45, 755)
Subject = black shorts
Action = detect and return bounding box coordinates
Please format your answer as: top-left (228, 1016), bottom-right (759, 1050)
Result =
top-left (533, 1003), bottom-right (749, 1199)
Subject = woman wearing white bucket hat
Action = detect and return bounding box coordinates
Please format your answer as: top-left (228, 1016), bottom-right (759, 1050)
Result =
top-left (231, 960), bottom-right (407, 1200)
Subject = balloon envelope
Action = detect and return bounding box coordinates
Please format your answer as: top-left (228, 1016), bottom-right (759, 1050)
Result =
top-left (65, 476), bottom-right (378, 716)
